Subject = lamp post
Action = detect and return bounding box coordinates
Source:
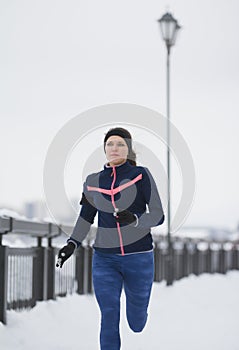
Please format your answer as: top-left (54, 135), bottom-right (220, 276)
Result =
top-left (157, 12), bottom-right (181, 286)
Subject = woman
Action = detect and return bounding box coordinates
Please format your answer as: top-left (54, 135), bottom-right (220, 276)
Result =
top-left (57, 127), bottom-right (164, 350)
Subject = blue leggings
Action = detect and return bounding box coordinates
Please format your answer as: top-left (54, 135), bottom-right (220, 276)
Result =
top-left (92, 250), bottom-right (154, 350)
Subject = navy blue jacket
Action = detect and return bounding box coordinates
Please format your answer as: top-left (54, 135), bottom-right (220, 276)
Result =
top-left (67, 160), bottom-right (164, 254)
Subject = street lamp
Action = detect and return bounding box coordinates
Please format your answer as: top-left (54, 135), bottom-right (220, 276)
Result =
top-left (157, 12), bottom-right (181, 286)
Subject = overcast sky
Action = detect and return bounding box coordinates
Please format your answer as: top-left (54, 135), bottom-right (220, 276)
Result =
top-left (0, 0), bottom-right (239, 230)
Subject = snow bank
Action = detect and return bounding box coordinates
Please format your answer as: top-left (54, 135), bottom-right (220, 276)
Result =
top-left (0, 271), bottom-right (239, 350)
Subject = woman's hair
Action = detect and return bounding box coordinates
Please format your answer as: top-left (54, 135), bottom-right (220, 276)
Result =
top-left (104, 127), bottom-right (137, 166)
top-left (127, 149), bottom-right (137, 166)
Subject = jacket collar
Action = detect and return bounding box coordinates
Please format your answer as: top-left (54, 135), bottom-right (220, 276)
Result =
top-left (103, 160), bottom-right (131, 173)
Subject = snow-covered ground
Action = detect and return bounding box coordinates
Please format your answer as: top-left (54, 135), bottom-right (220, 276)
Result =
top-left (1, 271), bottom-right (238, 350)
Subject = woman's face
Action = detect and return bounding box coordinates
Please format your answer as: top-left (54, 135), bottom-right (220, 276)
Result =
top-left (105, 135), bottom-right (128, 166)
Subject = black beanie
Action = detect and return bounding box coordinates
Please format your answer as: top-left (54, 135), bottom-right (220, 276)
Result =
top-left (103, 127), bottom-right (132, 153)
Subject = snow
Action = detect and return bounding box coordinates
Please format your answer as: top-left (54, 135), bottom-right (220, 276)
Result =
top-left (1, 271), bottom-right (239, 350)
top-left (0, 209), bottom-right (27, 220)
top-left (0, 209), bottom-right (54, 223)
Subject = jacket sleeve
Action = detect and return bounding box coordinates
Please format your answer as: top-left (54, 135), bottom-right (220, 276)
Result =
top-left (67, 177), bottom-right (97, 248)
top-left (135, 167), bottom-right (164, 229)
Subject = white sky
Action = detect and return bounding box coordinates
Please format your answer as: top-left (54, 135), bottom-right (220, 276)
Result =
top-left (0, 0), bottom-right (239, 230)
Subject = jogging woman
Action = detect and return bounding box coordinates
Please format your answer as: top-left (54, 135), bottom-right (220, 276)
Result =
top-left (57, 127), bottom-right (164, 350)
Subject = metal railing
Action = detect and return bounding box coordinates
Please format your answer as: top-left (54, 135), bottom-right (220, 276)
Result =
top-left (0, 216), bottom-right (93, 324)
top-left (0, 215), bottom-right (239, 324)
top-left (153, 237), bottom-right (239, 282)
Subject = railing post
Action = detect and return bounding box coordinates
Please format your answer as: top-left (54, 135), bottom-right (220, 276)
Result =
top-left (83, 246), bottom-right (91, 294)
top-left (154, 241), bottom-right (160, 282)
top-left (75, 246), bottom-right (84, 295)
top-left (182, 242), bottom-right (188, 278)
top-left (161, 242), bottom-right (168, 281)
top-left (33, 244), bottom-right (48, 302)
top-left (193, 243), bottom-right (200, 276)
top-left (87, 246), bottom-right (93, 294)
top-left (0, 244), bottom-right (8, 324)
top-left (219, 243), bottom-right (226, 274)
top-left (205, 243), bottom-right (212, 273)
top-left (232, 244), bottom-right (239, 269)
top-left (47, 245), bottom-right (56, 300)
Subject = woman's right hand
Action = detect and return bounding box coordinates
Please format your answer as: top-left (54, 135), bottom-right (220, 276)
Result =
top-left (56, 242), bottom-right (76, 268)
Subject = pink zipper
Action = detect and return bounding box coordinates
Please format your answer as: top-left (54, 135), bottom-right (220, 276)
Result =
top-left (111, 166), bottom-right (125, 256)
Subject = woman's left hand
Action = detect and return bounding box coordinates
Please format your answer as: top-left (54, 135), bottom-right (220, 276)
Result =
top-left (114, 209), bottom-right (136, 225)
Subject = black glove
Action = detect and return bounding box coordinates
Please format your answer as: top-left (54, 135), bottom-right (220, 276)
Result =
top-left (114, 209), bottom-right (136, 225)
top-left (56, 242), bottom-right (75, 268)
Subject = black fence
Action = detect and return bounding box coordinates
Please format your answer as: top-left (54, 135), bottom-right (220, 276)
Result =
top-left (153, 238), bottom-right (239, 282)
top-left (0, 215), bottom-right (239, 325)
